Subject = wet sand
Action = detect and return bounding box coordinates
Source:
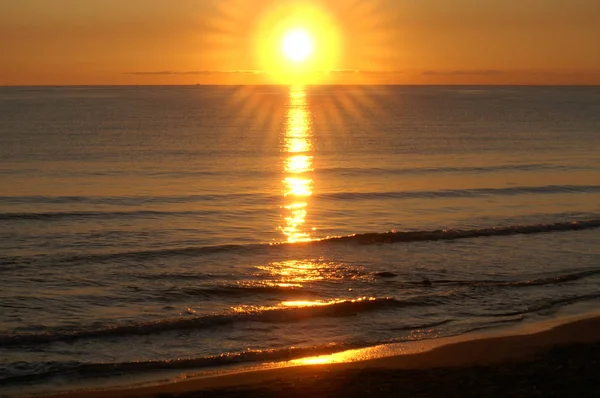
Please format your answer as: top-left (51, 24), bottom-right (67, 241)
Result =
top-left (43, 315), bottom-right (600, 398)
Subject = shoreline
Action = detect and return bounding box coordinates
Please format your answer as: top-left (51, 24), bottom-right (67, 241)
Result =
top-left (37, 310), bottom-right (600, 398)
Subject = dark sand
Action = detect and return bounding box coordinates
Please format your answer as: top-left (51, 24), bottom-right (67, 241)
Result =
top-left (44, 316), bottom-right (600, 398)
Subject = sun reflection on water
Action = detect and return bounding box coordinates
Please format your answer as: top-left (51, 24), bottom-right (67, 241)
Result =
top-left (280, 86), bottom-right (314, 243)
top-left (288, 344), bottom-right (400, 366)
top-left (250, 259), bottom-right (371, 290)
top-left (230, 296), bottom-right (376, 314)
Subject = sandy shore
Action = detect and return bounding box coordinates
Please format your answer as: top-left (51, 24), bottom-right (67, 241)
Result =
top-left (42, 315), bottom-right (600, 398)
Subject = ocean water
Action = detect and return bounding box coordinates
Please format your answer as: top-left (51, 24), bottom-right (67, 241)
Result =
top-left (1, 85), bottom-right (599, 393)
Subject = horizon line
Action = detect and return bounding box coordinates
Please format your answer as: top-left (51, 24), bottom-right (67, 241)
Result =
top-left (2, 83), bottom-right (600, 88)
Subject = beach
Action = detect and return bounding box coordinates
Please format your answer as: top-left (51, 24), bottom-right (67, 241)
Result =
top-left (3, 1), bottom-right (600, 396)
top-left (2, 86), bottom-right (599, 395)
top-left (39, 314), bottom-right (600, 398)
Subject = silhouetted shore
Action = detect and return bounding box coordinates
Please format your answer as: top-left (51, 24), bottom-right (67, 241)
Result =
top-left (42, 315), bottom-right (600, 398)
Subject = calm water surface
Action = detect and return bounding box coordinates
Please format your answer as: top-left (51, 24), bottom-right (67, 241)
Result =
top-left (0, 85), bottom-right (599, 394)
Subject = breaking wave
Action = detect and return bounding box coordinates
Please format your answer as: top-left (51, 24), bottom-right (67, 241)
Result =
top-left (2, 219), bottom-right (598, 268)
top-left (0, 298), bottom-right (410, 347)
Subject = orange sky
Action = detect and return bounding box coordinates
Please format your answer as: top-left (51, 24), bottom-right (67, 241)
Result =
top-left (1, 0), bottom-right (599, 85)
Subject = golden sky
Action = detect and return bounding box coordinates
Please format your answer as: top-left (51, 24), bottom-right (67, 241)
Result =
top-left (1, 0), bottom-right (599, 85)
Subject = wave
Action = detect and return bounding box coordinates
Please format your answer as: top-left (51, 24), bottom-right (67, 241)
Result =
top-left (4, 293), bottom-right (600, 382)
top-left (0, 320), bottom-right (459, 385)
top-left (492, 269), bottom-right (600, 287)
top-left (423, 269), bottom-right (600, 289)
top-left (487, 292), bottom-right (600, 318)
top-left (152, 269), bottom-right (600, 304)
top-left (7, 322), bottom-right (472, 386)
top-left (4, 163), bottom-right (585, 181)
top-left (4, 288), bottom-right (599, 387)
top-left (0, 298), bottom-right (413, 347)
top-left (0, 209), bottom-right (214, 221)
top-left (322, 219), bottom-right (600, 245)
top-left (388, 319), bottom-right (452, 331)
top-left (157, 284), bottom-right (322, 301)
top-left (10, 277), bottom-right (597, 349)
top-left (321, 163), bottom-right (587, 176)
top-left (0, 342), bottom-right (359, 385)
top-left (2, 219), bottom-right (599, 268)
top-left (133, 271), bottom-right (227, 281)
top-left (0, 194), bottom-right (263, 206)
top-left (459, 316), bottom-right (526, 335)
top-left (139, 270), bottom-right (600, 303)
top-left (1, 184), bottom-right (599, 207)
top-left (322, 185), bottom-right (600, 201)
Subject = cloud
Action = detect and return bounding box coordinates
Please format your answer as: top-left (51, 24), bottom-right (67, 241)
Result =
top-left (361, 70), bottom-right (405, 75)
top-left (327, 69), bottom-right (359, 74)
top-left (124, 70), bottom-right (262, 75)
top-left (124, 69), bottom-right (406, 76)
top-left (421, 70), bottom-right (503, 76)
top-left (420, 69), bottom-right (600, 78)
top-left (326, 70), bottom-right (404, 75)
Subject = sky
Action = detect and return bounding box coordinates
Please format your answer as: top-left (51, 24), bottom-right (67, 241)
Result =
top-left (1, 0), bottom-right (599, 85)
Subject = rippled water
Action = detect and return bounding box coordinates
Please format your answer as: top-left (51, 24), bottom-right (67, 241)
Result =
top-left (1, 85), bottom-right (599, 393)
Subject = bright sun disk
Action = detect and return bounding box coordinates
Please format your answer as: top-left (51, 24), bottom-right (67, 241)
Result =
top-left (282, 29), bottom-right (313, 63)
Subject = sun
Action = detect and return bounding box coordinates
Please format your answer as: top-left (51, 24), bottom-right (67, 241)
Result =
top-left (281, 29), bottom-right (313, 63)
top-left (253, 2), bottom-right (341, 83)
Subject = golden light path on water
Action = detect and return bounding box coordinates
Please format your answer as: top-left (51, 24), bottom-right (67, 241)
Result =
top-left (231, 87), bottom-right (378, 346)
top-left (280, 86), bottom-right (314, 243)
top-left (228, 92), bottom-right (348, 316)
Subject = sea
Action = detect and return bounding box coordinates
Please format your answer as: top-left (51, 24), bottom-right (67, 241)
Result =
top-left (1, 85), bottom-right (599, 395)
